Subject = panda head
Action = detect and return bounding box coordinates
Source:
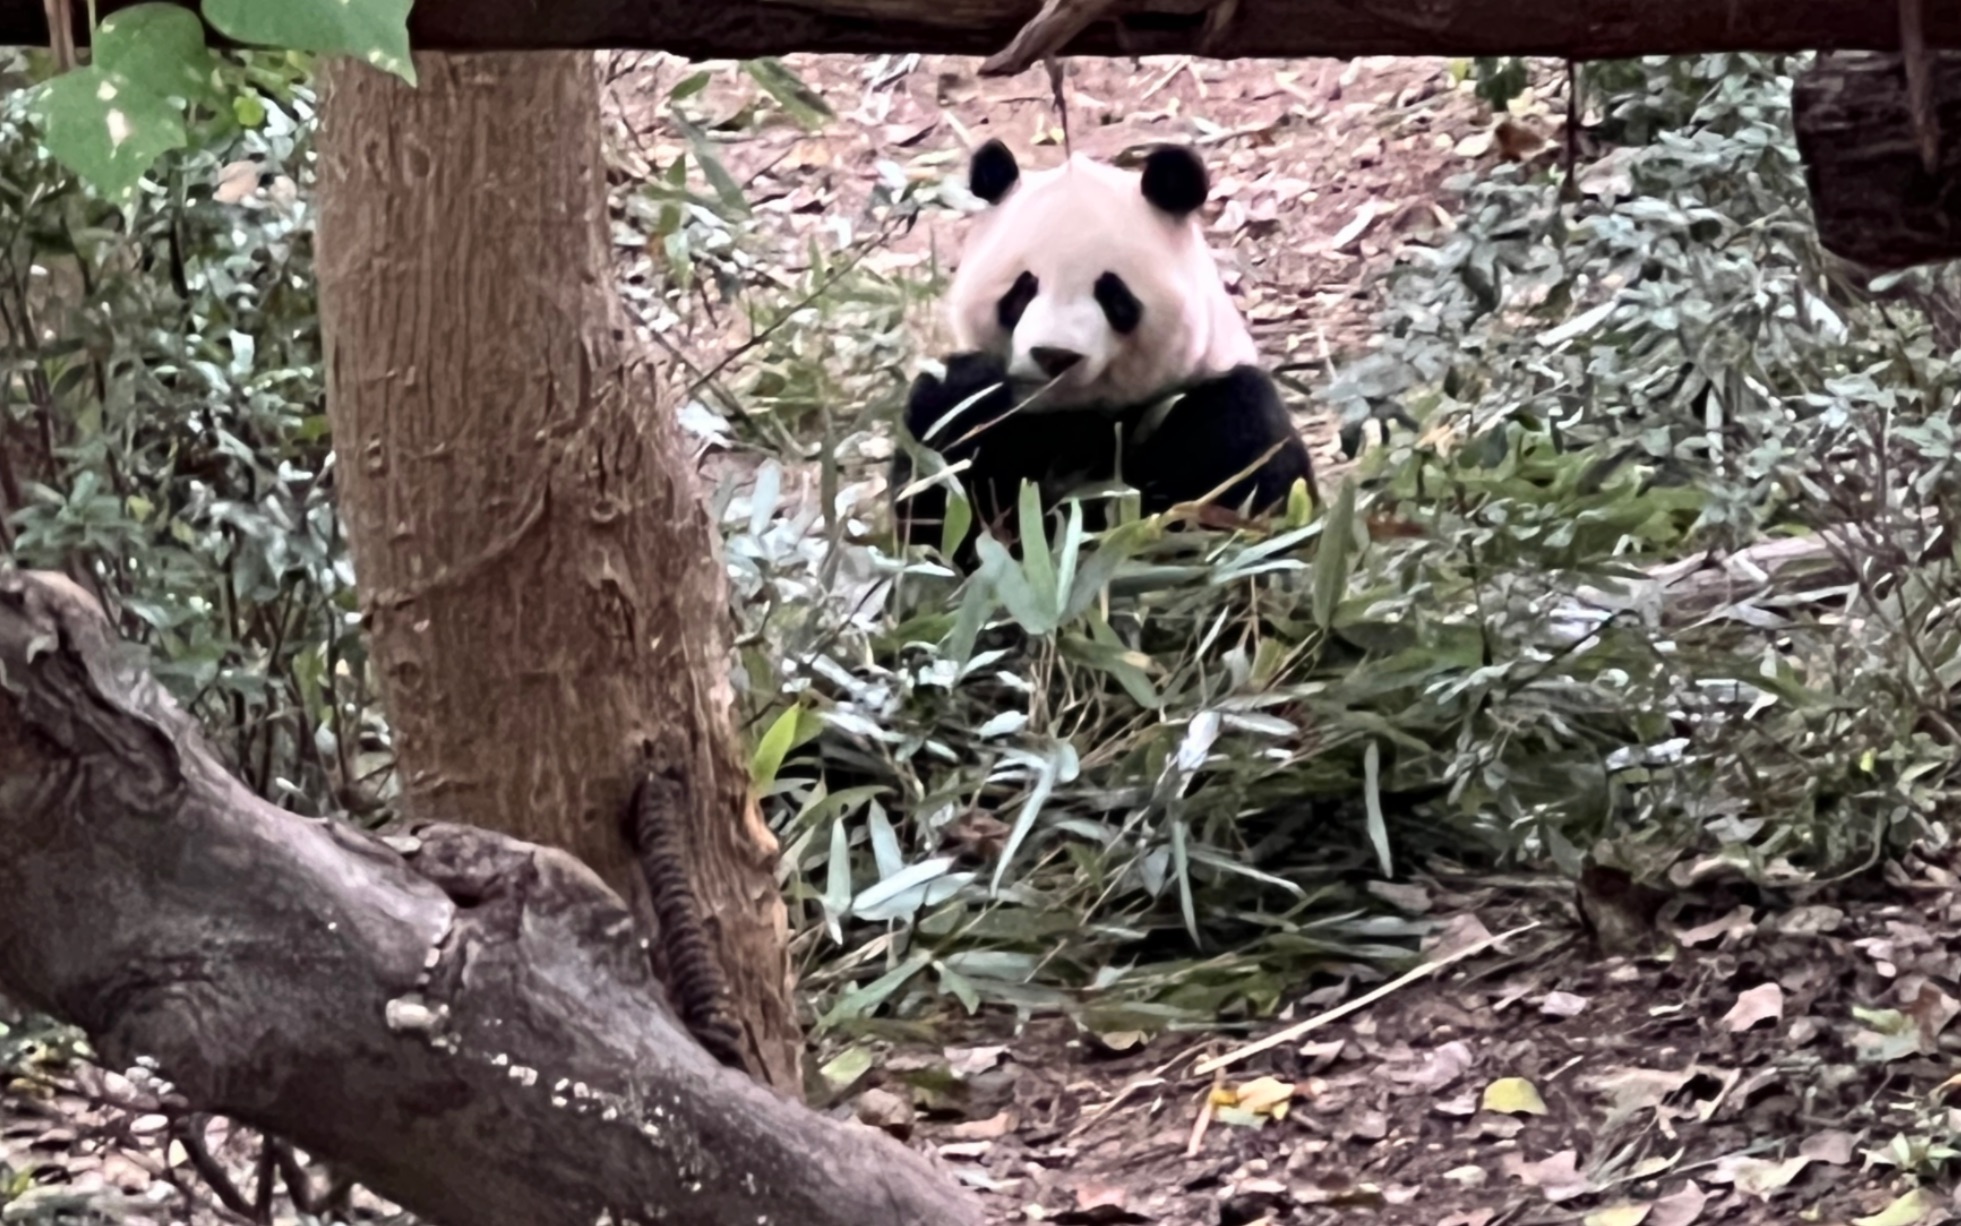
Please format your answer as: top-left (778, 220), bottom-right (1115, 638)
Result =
top-left (943, 139), bottom-right (1258, 411)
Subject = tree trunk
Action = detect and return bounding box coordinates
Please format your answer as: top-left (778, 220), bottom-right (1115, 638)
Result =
top-left (1795, 51), bottom-right (1961, 272)
top-left (312, 52), bottom-right (801, 1093)
top-left (18, 0), bottom-right (1961, 67)
top-left (0, 570), bottom-right (982, 1226)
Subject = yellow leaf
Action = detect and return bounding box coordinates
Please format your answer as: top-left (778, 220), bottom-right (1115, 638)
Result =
top-left (1481, 1076), bottom-right (1547, 1115)
top-left (1853, 1188), bottom-right (1940, 1226)
top-left (1234, 1076), bottom-right (1295, 1116)
top-left (1585, 1205), bottom-right (1652, 1226)
top-left (1208, 1086), bottom-right (1239, 1108)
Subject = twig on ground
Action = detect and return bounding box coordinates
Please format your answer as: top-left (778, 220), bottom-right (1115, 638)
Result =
top-left (1191, 921), bottom-right (1541, 1076)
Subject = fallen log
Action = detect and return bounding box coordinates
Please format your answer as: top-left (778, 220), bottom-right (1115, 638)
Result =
top-left (4, 0), bottom-right (1961, 66)
top-left (1795, 51), bottom-right (1961, 271)
top-left (0, 570), bottom-right (981, 1226)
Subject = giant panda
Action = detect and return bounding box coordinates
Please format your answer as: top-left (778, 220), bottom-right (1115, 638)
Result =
top-left (889, 137), bottom-right (1316, 569)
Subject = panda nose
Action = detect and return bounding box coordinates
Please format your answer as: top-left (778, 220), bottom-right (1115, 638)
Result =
top-left (1030, 347), bottom-right (1084, 379)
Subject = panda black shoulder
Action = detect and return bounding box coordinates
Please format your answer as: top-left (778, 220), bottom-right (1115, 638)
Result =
top-left (1120, 366), bottom-right (1316, 516)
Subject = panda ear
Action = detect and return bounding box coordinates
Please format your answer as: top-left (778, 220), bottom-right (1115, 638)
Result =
top-left (969, 139), bottom-right (1020, 205)
top-left (1140, 145), bottom-right (1209, 216)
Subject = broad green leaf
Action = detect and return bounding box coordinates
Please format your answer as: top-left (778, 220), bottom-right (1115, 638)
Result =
top-left (1310, 476), bottom-right (1357, 630)
top-left (865, 802), bottom-right (903, 880)
top-left (749, 703), bottom-right (801, 790)
top-left (1058, 630), bottom-right (1161, 709)
top-left (1170, 818), bottom-right (1197, 944)
top-left (852, 856), bottom-right (966, 921)
top-left (1362, 740), bottom-right (1391, 877)
top-left (938, 487), bottom-right (972, 561)
top-left (944, 566), bottom-right (994, 671)
top-left (1016, 480), bottom-right (1059, 624)
top-left (202, 0), bottom-right (416, 83)
top-left (990, 741), bottom-right (1078, 894)
top-left (33, 67), bottom-right (187, 202)
top-left (935, 961), bottom-right (981, 1014)
top-left (96, 4), bottom-right (220, 108)
top-left (977, 531), bottom-right (1054, 635)
top-left (818, 1044), bottom-right (875, 1092)
top-left (669, 113), bottom-right (750, 217)
top-left (1053, 500), bottom-right (1084, 610)
top-left (743, 58), bottom-right (834, 128)
top-left (821, 816), bottom-right (852, 943)
top-left (819, 952), bottom-right (931, 1029)
top-left (668, 69), bottom-right (712, 102)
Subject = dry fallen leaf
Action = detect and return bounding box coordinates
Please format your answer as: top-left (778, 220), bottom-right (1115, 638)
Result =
top-left (1232, 1075), bottom-right (1296, 1117)
top-left (1366, 880), bottom-right (1432, 912)
top-left (1493, 117), bottom-right (1548, 161)
top-left (944, 1044), bottom-right (1008, 1077)
top-left (1541, 991), bottom-right (1589, 1018)
top-left (1298, 1037), bottom-right (1346, 1069)
top-left (1852, 1188), bottom-right (1941, 1226)
top-left (1326, 201), bottom-right (1380, 254)
top-left (1481, 1076), bottom-right (1547, 1116)
top-left (1585, 1205), bottom-right (1653, 1226)
top-left (1722, 983), bottom-right (1785, 1032)
top-left (1426, 911), bottom-right (1497, 959)
top-left (1674, 904), bottom-right (1756, 947)
top-left (1502, 1149), bottom-right (1589, 1202)
top-left (1089, 1029), bottom-right (1147, 1054)
top-left (855, 1086), bottom-right (915, 1138)
top-left (1647, 1181), bottom-right (1708, 1226)
top-left (1074, 1180), bottom-right (1129, 1211)
top-left (1710, 1154), bottom-right (1808, 1200)
top-left (949, 1110), bottom-right (1015, 1140)
top-left (1395, 1040), bottom-right (1475, 1091)
top-left (1799, 1129), bottom-right (1855, 1165)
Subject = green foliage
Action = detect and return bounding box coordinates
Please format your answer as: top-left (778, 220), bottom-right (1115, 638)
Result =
top-left (697, 53), bottom-right (1961, 1028)
top-left (1462, 56), bottom-right (1531, 112)
top-left (29, 0), bottom-right (412, 200)
top-left (0, 46), bottom-right (385, 815)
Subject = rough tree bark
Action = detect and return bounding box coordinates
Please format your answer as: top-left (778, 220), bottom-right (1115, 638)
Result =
top-left (1795, 51), bottom-right (1961, 271)
top-left (15, 0), bottom-right (1961, 64)
top-left (0, 570), bottom-right (982, 1226)
top-left (312, 52), bottom-right (800, 1091)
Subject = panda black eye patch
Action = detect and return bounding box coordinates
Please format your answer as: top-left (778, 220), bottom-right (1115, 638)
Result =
top-left (1094, 272), bottom-right (1143, 334)
top-left (997, 271), bottom-right (1039, 331)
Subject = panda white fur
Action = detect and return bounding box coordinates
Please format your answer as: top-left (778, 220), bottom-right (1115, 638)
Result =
top-left (891, 138), bottom-right (1316, 568)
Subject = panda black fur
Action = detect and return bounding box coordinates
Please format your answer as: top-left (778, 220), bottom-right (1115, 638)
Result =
top-left (891, 138), bottom-right (1315, 568)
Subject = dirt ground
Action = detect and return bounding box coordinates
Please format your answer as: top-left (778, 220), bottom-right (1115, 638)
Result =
top-left (870, 853), bottom-right (1961, 1225)
top-left (8, 49), bottom-right (1960, 1226)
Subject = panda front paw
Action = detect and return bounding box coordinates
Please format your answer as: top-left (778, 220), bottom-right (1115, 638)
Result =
top-left (903, 351), bottom-right (1013, 459)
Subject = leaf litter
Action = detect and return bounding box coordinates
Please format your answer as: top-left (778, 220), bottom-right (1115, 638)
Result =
top-left (876, 845), bottom-right (1961, 1224)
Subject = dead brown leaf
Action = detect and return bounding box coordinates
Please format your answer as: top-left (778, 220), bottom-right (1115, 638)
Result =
top-left (1541, 990), bottom-right (1589, 1018)
top-left (1722, 983), bottom-right (1785, 1032)
top-left (949, 1110), bottom-right (1015, 1140)
top-left (1502, 1149), bottom-right (1590, 1202)
top-left (1800, 1130), bottom-right (1856, 1165)
top-left (1647, 1182), bottom-right (1709, 1226)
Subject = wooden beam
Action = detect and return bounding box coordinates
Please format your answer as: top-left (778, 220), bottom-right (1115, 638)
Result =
top-left (1795, 51), bottom-right (1961, 272)
top-left (6, 0), bottom-right (1961, 64)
